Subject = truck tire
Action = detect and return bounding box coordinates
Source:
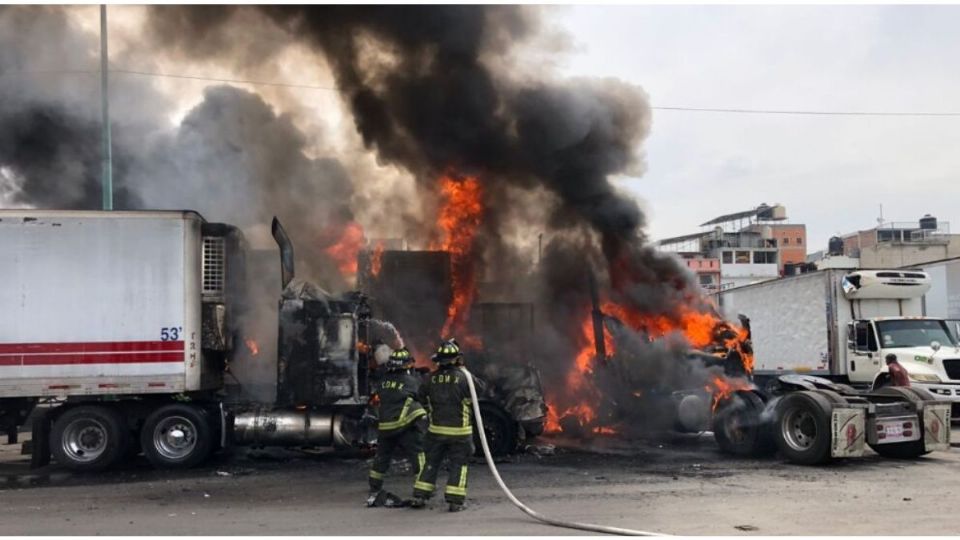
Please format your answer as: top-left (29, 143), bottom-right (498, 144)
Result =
top-left (473, 404), bottom-right (517, 457)
top-left (868, 387), bottom-right (932, 459)
top-left (713, 390), bottom-right (775, 457)
top-left (904, 387), bottom-right (937, 402)
top-left (815, 389), bottom-right (848, 406)
top-left (141, 404), bottom-right (213, 469)
top-left (773, 391), bottom-right (834, 465)
top-left (50, 405), bottom-right (130, 472)
top-left (869, 439), bottom-right (928, 459)
top-left (873, 386), bottom-right (934, 403)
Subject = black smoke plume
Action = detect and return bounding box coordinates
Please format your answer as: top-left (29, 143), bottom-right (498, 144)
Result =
top-left (0, 6), bottom-right (717, 423)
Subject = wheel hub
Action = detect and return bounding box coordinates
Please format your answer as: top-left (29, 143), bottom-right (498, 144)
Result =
top-left (783, 409), bottom-right (818, 451)
top-left (62, 419), bottom-right (109, 462)
top-left (154, 416), bottom-right (198, 460)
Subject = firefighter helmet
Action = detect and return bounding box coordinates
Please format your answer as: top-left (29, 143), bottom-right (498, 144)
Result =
top-left (386, 347), bottom-right (414, 370)
top-left (432, 339), bottom-right (462, 365)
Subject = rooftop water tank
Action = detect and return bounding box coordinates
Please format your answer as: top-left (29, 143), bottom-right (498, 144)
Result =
top-left (920, 214), bottom-right (938, 230)
top-left (828, 236), bottom-right (844, 256)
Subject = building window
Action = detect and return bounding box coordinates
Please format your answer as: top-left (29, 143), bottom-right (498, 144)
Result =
top-left (699, 274), bottom-right (714, 286)
top-left (722, 251), bottom-right (732, 264)
top-left (796, 237), bottom-right (802, 245)
top-left (783, 238), bottom-right (790, 245)
top-left (753, 251), bottom-right (777, 264)
top-left (735, 251), bottom-right (750, 264)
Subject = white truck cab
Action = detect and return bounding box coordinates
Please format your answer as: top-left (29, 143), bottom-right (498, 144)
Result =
top-left (848, 316), bottom-right (960, 392)
top-left (838, 271), bottom-right (960, 410)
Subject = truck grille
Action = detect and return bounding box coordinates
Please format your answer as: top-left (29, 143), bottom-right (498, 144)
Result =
top-left (943, 359), bottom-right (960, 380)
top-left (202, 236), bottom-right (226, 299)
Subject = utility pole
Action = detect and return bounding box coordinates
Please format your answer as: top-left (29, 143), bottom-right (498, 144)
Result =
top-left (100, 4), bottom-right (113, 210)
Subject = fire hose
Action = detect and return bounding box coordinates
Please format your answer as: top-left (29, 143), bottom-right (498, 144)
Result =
top-left (460, 367), bottom-right (666, 536)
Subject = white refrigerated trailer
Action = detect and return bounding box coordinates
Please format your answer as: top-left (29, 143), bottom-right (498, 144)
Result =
top-left (717, 269), bottom-right (960, 415)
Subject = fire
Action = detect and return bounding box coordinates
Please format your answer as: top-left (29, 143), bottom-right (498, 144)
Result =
top-left (322, 221), bottom-right (365, 276)
top-left (370, 241), bottom-right (385, 277)
top-left (705, 375), bottom-right (753, 411)
top-left (244, 338), bottom-right (260, 357)
top-left (429, 175), bottom-right (483, 342)
top-left (546, 295), bottom-right (754, 435)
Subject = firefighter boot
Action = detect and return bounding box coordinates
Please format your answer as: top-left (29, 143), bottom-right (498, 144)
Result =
top-left (448, 502), bottom-right (465, 513)
top-left (409, 496), bottom-right (427, 509)
top-left (366, 489), bottom-right (384, 507)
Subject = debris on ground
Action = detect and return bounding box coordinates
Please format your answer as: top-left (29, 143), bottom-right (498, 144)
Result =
top-left (735, 525), bottom-right (759, 531)
top-left (523, 443), bottom-right (556, 457)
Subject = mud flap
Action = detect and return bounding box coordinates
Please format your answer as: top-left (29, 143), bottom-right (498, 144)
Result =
top-left (922, 404), bottom-right (951, 452)
top-left (30, 411), bottom-right (51, 469)
top-left (831, 407), bottom-right (866, 458)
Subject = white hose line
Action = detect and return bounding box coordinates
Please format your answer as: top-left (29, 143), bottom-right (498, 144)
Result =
top-left (460, 367), bottom-right (667, 536)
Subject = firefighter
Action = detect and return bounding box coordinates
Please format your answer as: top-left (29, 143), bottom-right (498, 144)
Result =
top-left (885, 353), bottom-right (911, 387)
top-left (411, 339), bottom-right (485, 512)
top-left (367, 347), bottom-right (427, 507)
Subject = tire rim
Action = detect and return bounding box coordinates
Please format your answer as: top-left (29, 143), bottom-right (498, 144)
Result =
top-left (781, 408), bottom-right (818, 452)
top-left (483, 423), bottom-right (501, 449)
top-left (61, 417), bottom-right (109, 463)
top-left (153, 415), bottom-right (198, 460)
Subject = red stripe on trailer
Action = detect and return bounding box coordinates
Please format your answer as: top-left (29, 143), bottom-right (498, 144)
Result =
top-left (0, 340), bottom-right (184, 355)
top-left (0, 352), bottom-right (184, 366)
top-left (147, 382), bottom-right (166, 387)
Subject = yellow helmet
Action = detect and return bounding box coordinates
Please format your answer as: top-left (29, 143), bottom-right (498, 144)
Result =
top-left (432, 339), bottom-right (462, 365)
top-left (386, 347), bottom-right (414, 370)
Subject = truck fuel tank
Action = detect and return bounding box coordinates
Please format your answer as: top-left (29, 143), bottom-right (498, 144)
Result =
top-left (232, 409), bottom-right (355, 448)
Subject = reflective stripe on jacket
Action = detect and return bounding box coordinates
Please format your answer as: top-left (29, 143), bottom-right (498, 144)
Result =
top-left (418, 366), bottom-right (485, 437)
top-left (376, 370), bottom-right (426, 432)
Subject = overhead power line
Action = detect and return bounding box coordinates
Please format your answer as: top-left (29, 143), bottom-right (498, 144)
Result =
top-left (651, 106), bottom-right (960, 117)
top-left (8, 68), bottom-right (960, 117)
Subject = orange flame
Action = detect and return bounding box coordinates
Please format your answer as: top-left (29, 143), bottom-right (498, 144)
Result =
top-left (430, 175), bottom-right (483, 342)
top-left (705, 375), bottom-right (754, 411)
top-left (370, 241), bottom-right (385, 277)
top-left (323, 221), bottom-right (365, 276)
top-left (244, 338), bottom-right (260, 357)
top-left (547, 296), bottom-right (754, 435)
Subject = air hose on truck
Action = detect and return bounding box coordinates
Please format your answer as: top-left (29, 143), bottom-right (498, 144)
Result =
top-left (460, 367), bottom-right (666, 536)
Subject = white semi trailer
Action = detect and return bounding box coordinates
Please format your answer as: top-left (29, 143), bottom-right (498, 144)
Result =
top-left (717, 269), bottom-right (960, 416)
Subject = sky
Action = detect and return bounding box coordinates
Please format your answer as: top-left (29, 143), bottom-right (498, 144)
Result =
top-left (549, 5), bottom-right (960, 252)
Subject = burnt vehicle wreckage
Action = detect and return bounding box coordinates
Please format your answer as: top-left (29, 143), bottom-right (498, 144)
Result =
top-left (577, 276), bottom-right (952, 466)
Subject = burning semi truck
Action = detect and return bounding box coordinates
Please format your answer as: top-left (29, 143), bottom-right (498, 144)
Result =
top-left (546, 271), bottom-right (952, 465)
top-left (0, 209), bottom-right (539, 471)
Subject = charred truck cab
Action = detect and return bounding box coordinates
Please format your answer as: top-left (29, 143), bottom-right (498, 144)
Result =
top-left (230, 219), bottom-right (372, 449)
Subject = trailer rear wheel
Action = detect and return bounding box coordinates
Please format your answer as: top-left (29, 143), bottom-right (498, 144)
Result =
top-left (873, 386), bottom-right (937, 405)
top-left (713, 390), bottom-right (775, 457)
top-left (141, 404), bottom-right (213, 469)
top-left (869, 439), bottom-right (928, 459)
top-left (868, 387), bottom-right (931, 459)
top-left (51, 405), bottom-right (129, 472)
top-left (774, 391), bottom-right (833, 465)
